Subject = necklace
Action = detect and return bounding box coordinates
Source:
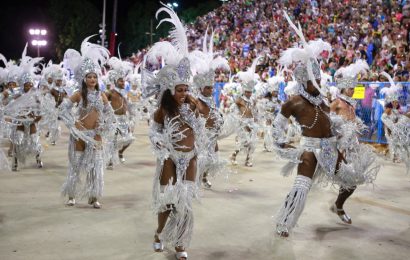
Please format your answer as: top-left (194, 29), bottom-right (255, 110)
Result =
top-left (299, 87), bottom-right (323, 106)
top-left (338, 94), bottom-right (356, 107)
top-left (114, 87), bottom-right (127, 98)
top-left (198, 93), bottom-right (215, 109)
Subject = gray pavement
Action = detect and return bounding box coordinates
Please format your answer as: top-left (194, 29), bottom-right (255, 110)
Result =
top-left (0, 125), bottom-right (409, 260)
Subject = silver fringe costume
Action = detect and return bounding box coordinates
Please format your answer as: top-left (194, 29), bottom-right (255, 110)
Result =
top-left (47, 85), bottom-right (68, 144)
top-left (39, 90), bottom-right (61, 145)
top-left (150, 103), bottom-right (206, 248)
top-left (5, 89), bottom-right (44, 168)
top-left (59, 90), bottom-right (116, 200)
top-left (381, 109), bottom-right (401, 161)
top-left (233, 96), bottom-right (259, 163)
top-left (258, 98), bottom-right (280, 151)
top-left (106, 89), bottom-right (135, 166)
top-left (273, 110), bottom-right (379, 233)
top-left (197, 94), bottom-right (226, 180)
top-left (382, 112), bottom-right (410, 172)
top-left (0, 100), bottom-right (10, 170)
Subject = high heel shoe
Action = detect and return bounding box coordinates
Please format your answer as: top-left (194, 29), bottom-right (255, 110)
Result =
top-left (88, 197), bottom-right (101, 209)
top-left (276, 224), bottom-right (289, 238)
top-left (175, 250), bottom-right (188, 259)
top-left (202, 178), bottom-right (212, 189)
top-left (153, 232), bottom-right (164, 252)
top-left (119, 153), bottom-right (125, 163)
top-left (66, 198), bottom-right (76, 206)
top-left (230, 154), bottom-right (238, 165)
top-left (330, 203), bottom-right (352, 224)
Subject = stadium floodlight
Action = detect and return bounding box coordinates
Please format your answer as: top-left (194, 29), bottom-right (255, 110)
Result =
top-left (29, 27), bottom-right (48, 56)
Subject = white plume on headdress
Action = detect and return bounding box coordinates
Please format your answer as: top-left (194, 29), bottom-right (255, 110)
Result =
top-left (279, 11), bottom-right (331, 94)
top-left (237, 56), bottom-right (261, 91)
top-left (380, 71), bottom-right (402, 103)
top-left (108, 57), bottom-right (133, 78)
top-left (127, 62), bottom-right (142, 87)
top-left (267, 66), bottom-right (285, 92)
top-left (334, 59), bottom-right (369, 79)
top-left (284, 80), bottom-right (299, 96)
top-left (63, 35), bottom-right (110, 83)
top-left (190, 27), bottom-right (230, 89)
top-left (147, 3), bottom-right (188, 66)
top-left (19, 43), bottom-right (43, 85)
top-left (0, 53), bottom-right (19, 84)
top-left (42, 61), bottom-right (65, 80)
top-left (142, 4), bottom-right (192, 99)
top-left (80, 35), bottom-right (110, 66)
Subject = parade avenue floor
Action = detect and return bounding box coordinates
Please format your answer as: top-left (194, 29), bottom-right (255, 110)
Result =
top-left (0, 124), bottom-right (409, 260)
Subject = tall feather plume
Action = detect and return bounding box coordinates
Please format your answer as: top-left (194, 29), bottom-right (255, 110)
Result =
top-left (280, 11), bottom-right (331, 95)
top-left (335, 59), bottom-right (369, 79)
top-left (202, 26), bottom-right (209, 54)
top-left (80, 35), bottom-right (110, 67)
top-left (380, 71), bottom-right (402, 100)
top-left (20, 43), bottom-right (43, 74)
top-left (63, 49), bottom-right (82, 73)
top-left (237, 56), bottom-right (261, 83)
top-left (380, 71), bottom-right (396, 89)
top-left (156, 3), bottom-right (188, 57)
top-left (0, 53), bottom-right (7, 67)
top-left (147, 41), bottom-right (180, 65)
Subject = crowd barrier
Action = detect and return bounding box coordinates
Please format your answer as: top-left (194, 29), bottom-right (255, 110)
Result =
top-left (215, 81), bottom-right (410, 144)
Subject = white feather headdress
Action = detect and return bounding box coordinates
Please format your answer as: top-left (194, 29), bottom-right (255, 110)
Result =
top-left (126, 63), bottom-right (142, 88)
top-left (41, 61), bottom-right (66, 81)
top-left (142, 3), bottom-right (192, 98)
top-left (380, 72), bottom-right (402, 103)
top-left (267, 67), bottom-right (285, 92)
top-left (191, 28), bottom-right (230, 90)
top-left (279, 11), bottom-right (331, 94)
top-left (107, 57), bottom-right (134, 84)
top-left (19, 43), bottom-right (43, 86)
top-left (236, 56), bottom-right (261, 92)
top-left (334, 59), bottom-right (369, 89)
top-left (0, 53), bottom-right (19, 85)
top-left (63, 35), bottom-right (110, 85)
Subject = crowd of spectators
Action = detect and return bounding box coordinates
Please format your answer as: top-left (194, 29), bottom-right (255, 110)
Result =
top-left (180, 0), bottom-right (410, 84)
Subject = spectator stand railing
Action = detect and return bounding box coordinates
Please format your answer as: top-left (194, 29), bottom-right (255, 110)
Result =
top-left (215, 81), bottom-right (409, 144)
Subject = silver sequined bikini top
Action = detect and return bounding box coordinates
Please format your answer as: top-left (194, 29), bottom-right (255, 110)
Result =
top-left (78, 90), bottom-right (104, 114)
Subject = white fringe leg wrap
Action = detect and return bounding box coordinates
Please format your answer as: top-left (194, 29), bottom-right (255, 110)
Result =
top-left (276, 175), bottom-right (312, 233)
top-left (11, 130), bottom-right (42, 165)
top-left (62, 151), bottom-right (83, 198)
top-left (62, 132), bottom-right (105, 199)
top-left (84, 149), bottom-right (104, 199)
top-left (48, 121), bottom-right (61, 144)
top-left (152, 149), bottom-right (198, 249)
top-left (263, 125), bottom-right (274, 151)
top-left (160, 180), bottom-right (196, 249)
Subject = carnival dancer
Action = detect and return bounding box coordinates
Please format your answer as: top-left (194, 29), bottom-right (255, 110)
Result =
top-left (260, 73), bottom-right (283, 151)
top-left (143, 5), bottom-right (206, 259)
top-left (46, 65), bottom-right (67, 145)
top-left (105, 57), bottom-right (134, 167)
top-left (229, 57), bottom-right (260, 167)
top-left (330, 60), bottom-right (379, 223)
top-left (272, 12), bottom-right (376, 237)
top-left (380, 72), bottom-right (409, 169)
top-left (59, 36), bottom-right (115, 208)
top-left (6, 45), bottom-right (43, 171)
top-left (190, 28), bottom-right (230, 188)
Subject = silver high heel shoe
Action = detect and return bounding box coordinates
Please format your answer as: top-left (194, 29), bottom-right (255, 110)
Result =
top-left (175, 250), bottom-right (188, 259)
top-left (153, 232), bottom-right (164, 252)
top-left (330, 203), bottom-right (352, 224)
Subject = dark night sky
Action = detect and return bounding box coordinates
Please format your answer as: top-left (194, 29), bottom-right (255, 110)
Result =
top-left (0, 0), bottom-right (206, 61)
